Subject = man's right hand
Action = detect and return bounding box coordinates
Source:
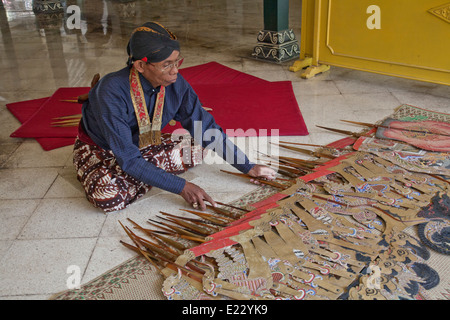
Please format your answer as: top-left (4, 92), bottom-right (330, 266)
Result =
top-left (179, 181), bottom-right (217, 211)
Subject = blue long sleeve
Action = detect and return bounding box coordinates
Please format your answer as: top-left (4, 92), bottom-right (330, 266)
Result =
top-left (81, 66), bottom-right (254, 194)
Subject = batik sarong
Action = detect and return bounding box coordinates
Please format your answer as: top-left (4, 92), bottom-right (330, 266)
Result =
top-left (73, 133), bottom-right (203, 212)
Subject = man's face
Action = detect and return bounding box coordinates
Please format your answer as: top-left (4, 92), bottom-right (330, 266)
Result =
top-left (134, 50), bottom-right (181, 88)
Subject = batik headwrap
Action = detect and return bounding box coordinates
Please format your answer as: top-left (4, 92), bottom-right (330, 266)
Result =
top-left (127, 22), bottom-right (180, 65)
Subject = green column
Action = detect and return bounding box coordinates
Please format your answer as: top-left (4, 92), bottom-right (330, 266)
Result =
top-left (264, 0), bottom-right (289, 31)
top-left (252, 0), bottom-right (299, 63)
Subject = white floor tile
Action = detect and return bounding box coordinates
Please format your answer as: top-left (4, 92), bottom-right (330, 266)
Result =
top-left (81, 237), bottom-right (137, 285)
top-left (390, 90), bottom-right (450, 111)
top-left (44, 169), bottom-right (85, 199)
top-left (2, 141), bottom-right (73, 168)
top-left (0, 238), bottom-right (97, 297)
top-left (0, 199), bottom-right (40, 241)
top-left (18, 198), bottom-right (106, 240)
top-left (0, 168), bottom-right (58, 199)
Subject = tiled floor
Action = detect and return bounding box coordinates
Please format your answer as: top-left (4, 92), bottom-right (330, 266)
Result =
top-left (0, 0), bottom-right (449, 300)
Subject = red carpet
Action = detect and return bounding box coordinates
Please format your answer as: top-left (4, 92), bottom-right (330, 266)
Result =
top-left (7, 62), bottom-right (308, 150)
top-left (6, 97), bottom-right (80, 151)
top-left (163, 81), bottom-right (306, 136)
top-left (10, 87), bottom-right (90, 139)
top-left (178, 61), bottom-right (269, 85)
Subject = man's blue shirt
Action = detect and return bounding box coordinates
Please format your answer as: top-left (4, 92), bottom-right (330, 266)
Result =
top-left (81, 66), bottom-right (254, 194)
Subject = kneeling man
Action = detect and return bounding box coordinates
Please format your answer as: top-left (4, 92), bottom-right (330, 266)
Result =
top-left (74, 22), bottom-right (275, 212)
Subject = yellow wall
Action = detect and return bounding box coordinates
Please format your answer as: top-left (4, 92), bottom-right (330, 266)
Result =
top-left (291, 0), bottom-right (450, 85)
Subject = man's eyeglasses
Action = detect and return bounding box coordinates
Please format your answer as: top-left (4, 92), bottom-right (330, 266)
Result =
top-left (147, 57), bottom-right (184, 73)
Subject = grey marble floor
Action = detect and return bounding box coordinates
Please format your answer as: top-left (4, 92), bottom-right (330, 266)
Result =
top-left (0, 0), bottom-right (449, 299)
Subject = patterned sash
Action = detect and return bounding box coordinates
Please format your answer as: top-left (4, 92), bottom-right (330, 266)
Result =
top-left (129, 66), bottom-right (165, 147)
